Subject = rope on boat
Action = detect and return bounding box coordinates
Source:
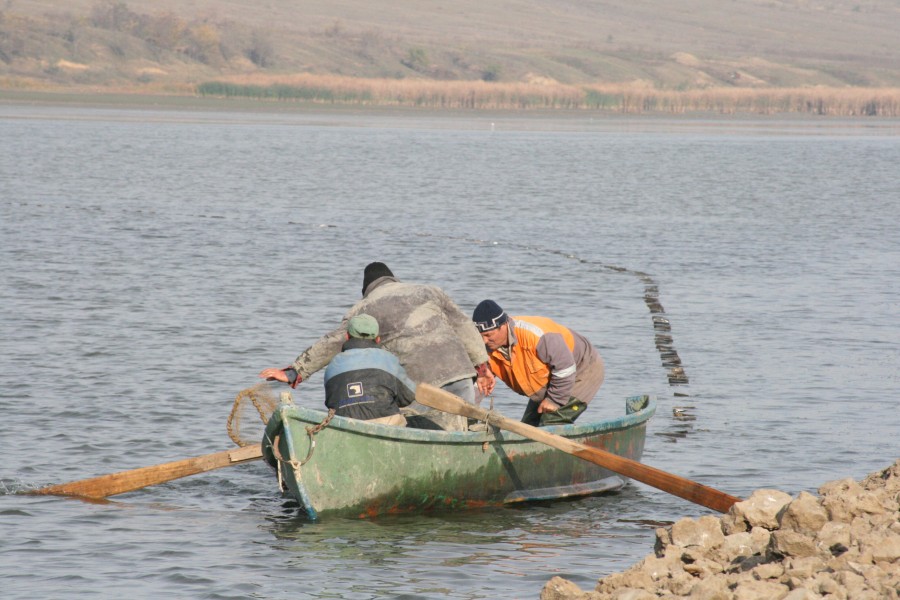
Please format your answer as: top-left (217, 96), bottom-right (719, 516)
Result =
top-left (227, 382), bottom-right (280, 447)
top-left (270, 409), bottom-right (336, 475)
top-left (482, 410), bottom-right (503, 428)
top-left (479, 395), bottom-right (500, 452)
top-left (273, 434), bottom-right (286, 492)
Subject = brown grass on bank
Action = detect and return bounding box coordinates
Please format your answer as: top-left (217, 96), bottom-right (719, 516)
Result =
top-left (203, 73), bottom-right (586, 109)
top-left (609, 85), bottom-right (900, 116)
top-left (199, 73), bottom-right (900, 116)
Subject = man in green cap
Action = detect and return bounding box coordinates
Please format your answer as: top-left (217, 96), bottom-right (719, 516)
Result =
top-left (321, 314), bottom-right (416, 426)
top-left (346, 313), bottom-right (380, 339)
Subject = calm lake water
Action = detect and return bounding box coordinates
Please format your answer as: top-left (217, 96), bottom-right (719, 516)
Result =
top-left (1, 101), bottom-right (898, 599)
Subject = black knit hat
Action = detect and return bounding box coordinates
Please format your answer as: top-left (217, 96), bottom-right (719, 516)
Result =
top-left (362, 262), bottom-right (394, 295)
top-left (472, 299), bottom-right (508, 332)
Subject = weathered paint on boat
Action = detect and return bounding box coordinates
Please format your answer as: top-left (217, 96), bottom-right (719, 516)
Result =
top-left (261, 395), bottom-right (655, 520)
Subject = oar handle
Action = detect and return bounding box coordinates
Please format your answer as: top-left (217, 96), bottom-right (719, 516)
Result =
top-left (416, 384), bottom-right (741, 513)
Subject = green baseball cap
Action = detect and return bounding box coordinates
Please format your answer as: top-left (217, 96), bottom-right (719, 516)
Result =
top-left (347, 314), bottom-right (379, 339)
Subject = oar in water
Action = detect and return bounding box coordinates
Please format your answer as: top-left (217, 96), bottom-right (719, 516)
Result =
top-left (415, 384), bottom-right (741, 513)
top-left (28, 444), bottom-right (263, 500)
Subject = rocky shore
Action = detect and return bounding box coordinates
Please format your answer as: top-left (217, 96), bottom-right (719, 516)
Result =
top-left (542, 460), bottom-right (900, 600)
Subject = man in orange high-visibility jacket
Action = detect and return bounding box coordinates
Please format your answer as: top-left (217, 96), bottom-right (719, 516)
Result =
top-left (472, 299), bottom-right (605, 426)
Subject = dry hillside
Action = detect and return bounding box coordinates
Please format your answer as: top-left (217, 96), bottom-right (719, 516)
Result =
top-left (2, 0), bottom-right (899, 113)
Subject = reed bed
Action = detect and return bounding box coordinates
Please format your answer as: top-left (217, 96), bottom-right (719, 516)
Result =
top-left (602, 85), bottom-right (900, 116)
top-left (197, 74), bottom-right (900, 116)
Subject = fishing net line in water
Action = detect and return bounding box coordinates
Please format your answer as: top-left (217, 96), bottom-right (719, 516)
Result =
top-left (411, 233), bottom-right (691, 390)
top-left (227, 382), bottom-right (280, 447)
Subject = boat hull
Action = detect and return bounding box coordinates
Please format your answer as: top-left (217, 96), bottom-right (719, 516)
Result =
top-left (262, 395), bottom-right (655, 520)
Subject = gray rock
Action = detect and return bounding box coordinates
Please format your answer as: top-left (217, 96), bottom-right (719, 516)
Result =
top-left (736, 489), bottom-right (794, 530)
top-left (778, 491), bottom-right (828, 536)
top-left (541, 460), bottom-right (900, 600)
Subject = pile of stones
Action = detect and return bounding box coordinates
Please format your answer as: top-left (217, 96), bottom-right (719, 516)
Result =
top-left (542, 459), bottom-right (900, 600)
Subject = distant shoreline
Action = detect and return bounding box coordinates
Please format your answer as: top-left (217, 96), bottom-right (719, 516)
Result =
top-left (0, 89), bottom-right (354, 114)
top-left (3, 89), bottom-right (900, 133)
top-left (3, 86), bottom-right (900, 118)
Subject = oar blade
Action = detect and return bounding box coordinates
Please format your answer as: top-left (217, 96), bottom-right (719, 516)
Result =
top-left (415, 384), bottom-right (741, 513)
top-left (29, 444), bottom-right (263, 499)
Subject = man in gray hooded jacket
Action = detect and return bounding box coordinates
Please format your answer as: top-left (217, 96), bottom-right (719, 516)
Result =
top-left (259, 262), bottom-right (491, 430)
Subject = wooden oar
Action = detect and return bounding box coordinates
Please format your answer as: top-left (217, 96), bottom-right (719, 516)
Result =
top-left (416, 384), bottom-right (741, 513)
top-left (28, 444), bottom-right (263, 500)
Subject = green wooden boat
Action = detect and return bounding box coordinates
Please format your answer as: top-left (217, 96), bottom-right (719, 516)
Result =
top-left (261, 394), bottom-right (656, 520)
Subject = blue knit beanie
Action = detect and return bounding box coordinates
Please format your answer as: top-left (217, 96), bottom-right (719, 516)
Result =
top-left (472, 299), bottom-right (508, 332)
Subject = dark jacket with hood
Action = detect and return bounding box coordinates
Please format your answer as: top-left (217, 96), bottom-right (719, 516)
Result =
top-left (323, 337), bottom-right (416, 420)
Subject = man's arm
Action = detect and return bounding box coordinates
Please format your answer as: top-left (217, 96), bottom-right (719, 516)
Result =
top-left (260, 320), bottom-right (350, 386)
top-left (439, 288), bottom-right (494, 395)
top-left (290, 324), bottom-right (348, 381)
top-left (385, 354), bottom-right (417, 408)
top-left (394, 375), bottom-right (417, 408)
top-left (535, 332), bottom-right (577, 406)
